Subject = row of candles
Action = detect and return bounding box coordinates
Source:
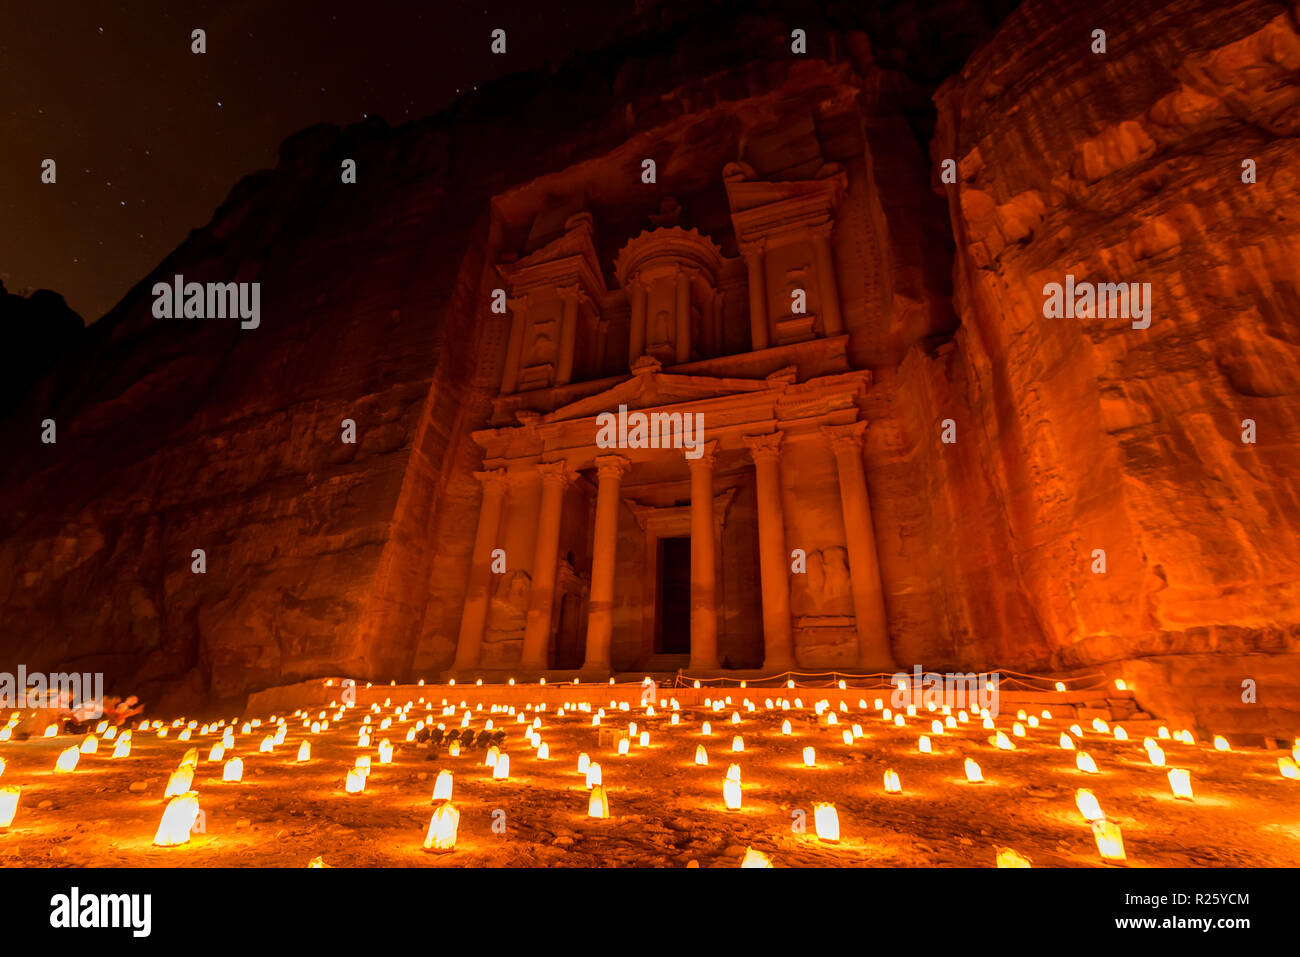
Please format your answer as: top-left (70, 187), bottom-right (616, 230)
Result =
top-left (3, 687), bottom-right (1297, 865)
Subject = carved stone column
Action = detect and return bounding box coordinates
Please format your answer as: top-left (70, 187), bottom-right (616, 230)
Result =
top-left (627, 276), bottom-right (647, 367)
top-left (811, 227), bottom-right (843, 338)
top-left (743, 432), bottom-right (796, 671)
top-left (688, 441), bottom-right (720, 671)
top-left (521, 462), bottom-right (577, 671)
top-left (556, 285), bottom-right (583, 386)
top-left (674, 268), bottom-right (691, 365)
top-left (500, 294), bottom-right (530, 395)
top-left (822, 422), bottom-right (893, 671)
top-left (453, 469), bottom-right (510, 671)
top-left (742, 241), bottom-right (769, 351)
top-left (582, 455), bottom-right (630, 674)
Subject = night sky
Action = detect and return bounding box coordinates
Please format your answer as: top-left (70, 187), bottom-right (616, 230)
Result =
top-left (1, 0), bottom-right (634, 322)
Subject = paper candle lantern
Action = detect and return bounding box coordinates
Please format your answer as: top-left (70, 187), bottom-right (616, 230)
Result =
top-left (54, 747), bottom-right (80, 773)
top-left (1076, 752), bottom-right (1099, 774)
top-left (79, 734), bottom-right (98, 754)
top-left (1147, 745), bottom-right (1166, 767)
top-left (493, 754), bottom-right (510, 780)
top-left (449, 742), bottom-right (460, 757)
top-left (537, 742), bottom-right (549, 760)
top-left (1011, 723), bottom-right (1025, 738)
top-left (586, 763), bottom-right (602, 788)
top-left (781, 720), bottom-right (792, 735)
top-left (813, 803), bottom-right (840, 842)
top-left (701, 722), bottom-right (711, 736)
top-left (996, 847), bottom-right (1032, 868)
top-left (918, 735), bottom-right (932, 754)
top-left (1167, 768), bottom-right (1194, 800)
top-left (577, 753), bottom-right (590, 774)
top-left (884, 769), bottom-right (901, 793)
top-left (1075, 789), bottom-right (1103, 822)
top-left (723, 778), bottom-right (742, 810)
top-left (43, 724), bottom-right (57, 738)
top-left (740, 847), bottom-right (772, 868)
top-left (1091, 819), bottom-right (1126, 862)
top-left (0, 786), bottom-right (19, 828)
top-left (588, 785), bottom-right (610, 819)
top-left (639, 731), bottom-right (649, 747)
top-left (841, 730), bottom-right (853, 745)
top-left (994, 731), bottom-right (1014, 751)
top-left (165, 767), bottom-right (195, 798)
top-left (378, 740), bottom-right (393, 764)
top-left (803, 747), bottom-right (816, 767)
top-left (223, 757), bottom-right (244, 782)
top-left (153, 792), bottom-right (200, 847)
top-left (965, 758), bottom-right (983, 783)
top-left (695, 745), bottom-right (708, 766)
top-left (433, 770), bottom-right (453, 801)
top-left (732, 736), bottom-right (744, 753)
top-left (617, 738), bottom-right (630, 756)
top-left (1278, 757), bottom-right (1299, 780)
top-left (113, 737), bottom-right (132, 759)
top-left (423, 800), bottom-right (460, 853)
top-left (345, 768), bottom-right (365, 793)
top-left (1058, 732), bottom-right (1075, 750)
top-left (671, 714), bottom-right (680, 726)
top-left (1213, 736), bottom-right (1230, 752)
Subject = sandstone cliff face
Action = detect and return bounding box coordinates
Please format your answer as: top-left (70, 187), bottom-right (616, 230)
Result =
top-left (927, 0), bottom-right (1300, 732)
top-left (1, 0), bottom-right (1296, 736)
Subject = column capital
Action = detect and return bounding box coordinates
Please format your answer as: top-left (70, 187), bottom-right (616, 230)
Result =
top-left (473, 468), bottom-right (509, 492)
top-left (594, 454), bottom-right (631, 481)
top-left (742, 431), bottom-right (784, 463)
top-left (686, 439), bottom-right (718, 470)
top-left (740, 237), bottom-right (768, 259)
top-left (821, 420), bottom-right (868, 455)
top-left (537, 460), bottom-right (579, 489)
top-left (557, 283), bottom-right (589, 306)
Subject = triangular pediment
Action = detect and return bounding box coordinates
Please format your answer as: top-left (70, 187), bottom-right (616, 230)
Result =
top-left (546, 370), bottom-right (772, 423)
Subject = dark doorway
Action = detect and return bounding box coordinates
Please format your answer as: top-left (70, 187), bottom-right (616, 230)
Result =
top-left (657, 536), bottom-right (691, 654)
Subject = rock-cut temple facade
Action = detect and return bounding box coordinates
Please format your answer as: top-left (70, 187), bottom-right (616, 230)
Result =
top-left (453, 163), bottom-right (895, 678)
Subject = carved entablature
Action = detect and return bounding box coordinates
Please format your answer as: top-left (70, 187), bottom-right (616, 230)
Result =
top-left (497, 213), bottom-right (608, 395)
top-left (723, 161), bottom-right (848, 349)
top-left (614, 226), bottom-right (725, 371)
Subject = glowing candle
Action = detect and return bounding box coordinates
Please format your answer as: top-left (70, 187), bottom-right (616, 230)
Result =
top-left (639, 731), bottom-right (649, 748)
top-left (1167, 768), bottom-right (1194, 800)
top-left (993, 731), bottom-right (1014, 751)
top-left (1091, 819), bottom-right (1126, 862)
top-left (740, 847), bottom-right (772, 868)
top-left (1076, 752), bottom-right (1098, 774)
top-left (1092, 718), bottom-right (1109, 734)
top-left (493, 753), bottom-right (510, 780)
top-left (732, 736), bottom-right (744, 753)
top-left (802, 747), bottom-right (815, 767)
top-left (1278, 757), bottom-right (1299, 780)
top-left (671, 714), bottom-right (680, 726)
top-left (781, 720), bottom-right (792, 735)
top-left (723, 778), bottom-right (742, 810)
top-left (588, 785), bottom-right (610, 819)
top-left (294, 741), bottom-right (310, 762)
top-left (1059, 733), bottom-right (1074, 750)
top-left (1147, 745), bottom-right (1166, 767)
top-left (965, 758), bottom-right (983, 783)
top-left (1113, 726), bottom-right (1128, 741)
top-left (423, 800), bottom-right (459, 852)
top-left (433, 770), bottom-right (453, 801)
top-left (695, 745), bottom-right (708, 766)
top-left (153, 792), bottom-right (200, 847)
top-left (617, 738), bottom-right (630, 756)
top-left (894, 714), bottom-right (905, 727)
top-left (1011, 723), bottom-right (1025, 737)
top-left (54, 747), bottom-right (80, 773)
top-left (537, 742), bottom-right (549, 759)
top-left (378, 739), bottom-right (393, 764)
top-left (996, 847), bottom-right (1031, 868)
top-left (918, 735), bottom-right (932, 754)
top-left (113, 737), bottom-right (132, 759)
top-left (449, 742), bottom-right (460, 757)
top-left (165, 767), bottom-right (195, 798)
top-left (577, 753), bottom-right (590, 774)
top-left (1075, 788), bottom-right (1103, 822)
top-left (0, 786), bottom-right (19, 828)
top-left (1213, 736), bottom-right (1230, 752)
top-left (884, 769), bottom-right (901, 794)
top-left (1070, 724), bottom-right (1084, 738)
top-left (43, 724), bottom-right (57, 738)
top-left (345, 768), bottom-right (365, 793)
top-left (1054, 681), bottom-right (1066, 692)
top-left (79, 734), bottom-right (98, 754)
top-left (813, 803), bottom-right (840, 843)
top-left (586, 763), bottom-right (602, 788)
top-left (259, 735), bottom-right (273, 753)
top-left (222, 757), bottom-right (244, 782)
top-left (702, 722), bottom-right (711, 736)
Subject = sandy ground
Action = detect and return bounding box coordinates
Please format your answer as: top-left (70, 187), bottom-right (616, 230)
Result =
top-left (1, 696), bottom-right (1297, 867)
